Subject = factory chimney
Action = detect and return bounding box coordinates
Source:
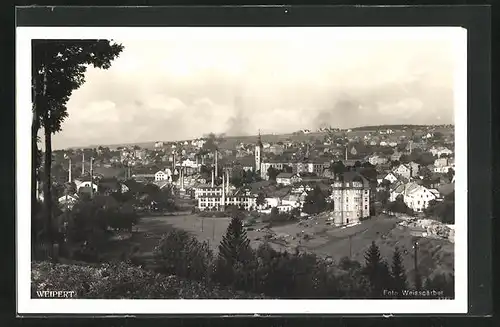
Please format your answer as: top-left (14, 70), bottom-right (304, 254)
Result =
top-left (68, 158), bottom-right (72, 183)
top-left (82, 152), bottom-right (85, 175)
top-left (221, 171), bottom-right (226, 209)
top-left (214, 150), bottom-right (218, 178)
top-left (211, 169), bottom-right (214, 188)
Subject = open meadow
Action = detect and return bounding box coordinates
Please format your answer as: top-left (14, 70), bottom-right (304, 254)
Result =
top-left (97, 210), bottom-right (454, 280)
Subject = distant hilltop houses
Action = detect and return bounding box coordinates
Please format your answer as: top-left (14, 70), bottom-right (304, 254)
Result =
top-left (48, 124), bottom-right (454, 225)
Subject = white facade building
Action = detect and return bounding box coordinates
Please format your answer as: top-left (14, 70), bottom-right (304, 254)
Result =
top-left (430, 146), bottom-right (453, 157)
top-left (196, 171), bottom-right (256, 211)
top-left (76, 181), bottom-right (98, 192)
top-left (368, 155), bottom-right (388, 166)
top-left (330, 172), bottom-right (370, 226)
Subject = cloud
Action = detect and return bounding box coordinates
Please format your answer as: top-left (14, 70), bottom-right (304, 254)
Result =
top-left (50, 29), bottom-right (458, 149)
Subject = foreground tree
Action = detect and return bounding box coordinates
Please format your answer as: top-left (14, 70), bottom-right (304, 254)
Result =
top-left (218, 216), bottom-right (251, 265)
top-left (256, 192), bottom-right (266, 208)
top-left (267, 167), bottom-right (280, 181)
top-left (302, 186), bottom-right (327, 215)
top-left (32, 40), bottom-right (124, 251)
top-left (213, 215), bottom-right (253, 285)
top-left (363, 241), bottom-right (391, 297)
top-left (390, 247), bottom-right (408, 292)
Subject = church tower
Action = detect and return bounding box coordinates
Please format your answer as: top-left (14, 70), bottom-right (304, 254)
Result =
top-left (255, 130), bottom-right (263, 172)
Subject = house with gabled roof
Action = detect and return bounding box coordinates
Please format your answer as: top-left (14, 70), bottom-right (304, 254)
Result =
top-left (276, 173), bottom-right (301, 186)
top-left (389, 181), bottom-right (439, 212)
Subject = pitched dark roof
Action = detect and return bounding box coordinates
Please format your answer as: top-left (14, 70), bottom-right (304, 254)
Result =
top-left (276, 173), bottom-right (294, 179)
top-left (334, 171), bottom-right (370, 188)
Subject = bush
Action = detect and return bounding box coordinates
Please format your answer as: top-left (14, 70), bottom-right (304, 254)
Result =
top-left (31, 261), bottom-right (264, 299)
top-left (198, 211), bottom-right (227, 218)
top-left (154, 230), bottom-right (213, 282)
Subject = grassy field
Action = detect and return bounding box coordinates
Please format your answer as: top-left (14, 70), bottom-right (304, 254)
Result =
top-left (98, 211), bottom-right (454, 281)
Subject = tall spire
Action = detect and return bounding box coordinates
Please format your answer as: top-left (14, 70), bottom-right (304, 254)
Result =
top-left (255, 129), bottom-right (263, 172)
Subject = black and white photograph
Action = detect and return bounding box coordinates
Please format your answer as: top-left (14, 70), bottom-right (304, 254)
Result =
top-left (17, 23), bottom-right (468, 315)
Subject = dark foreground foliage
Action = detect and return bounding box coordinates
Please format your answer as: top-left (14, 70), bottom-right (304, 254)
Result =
top-left (153, 217), bottom-right (454, 299)
top-left (31, 261), bottom-right (265, 299)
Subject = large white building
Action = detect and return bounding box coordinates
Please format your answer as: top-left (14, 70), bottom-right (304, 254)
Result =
top-left (196, 169), bottom-right (256, 211)
top-left (259, 161), bottom-right (328, 180)
top-left (155, 169), bottom-right (173, 182)
top-left (430, 146), bottom-right (453, 157)
top-left (368, 155), bottom-right (388, 166)
top-left (329, 172), bottom-right (370, 226)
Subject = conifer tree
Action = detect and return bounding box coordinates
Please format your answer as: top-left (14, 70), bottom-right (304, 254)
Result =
top-left (391, 247), bottom-right (408, 292)
top-left (363, 241), bottom-right (391, 297)
top-left (218, 215), bottom-right (251, 266)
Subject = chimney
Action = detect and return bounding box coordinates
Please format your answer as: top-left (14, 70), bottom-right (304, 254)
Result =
top-left (215, 150), bottom-right (218, 178)
top-left (211, 169), bottom-right (214, 188)
top-left (82, 152), bottom-right (85, 175)
top-left (68, 158), bottom-right (72, 183)
top-left (180, 167), bottom-right (184, 190)
top-left (345, 146), bottom-right (348, 161)
top-left (226, 170), bottom-right (230, 194)
top-left (221, 171), bottom-right (225, 208)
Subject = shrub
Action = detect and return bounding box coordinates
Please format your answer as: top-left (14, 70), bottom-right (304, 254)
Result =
top-left (31, 261), bottom-right (264, 299)
top-left (154, 230), bottom-right (213, 282)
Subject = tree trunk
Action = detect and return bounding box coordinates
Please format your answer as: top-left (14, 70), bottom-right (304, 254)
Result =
top-left (43, 120), bottom-right (53, 246)
top-left (31, 116), bottom-right (39, 258)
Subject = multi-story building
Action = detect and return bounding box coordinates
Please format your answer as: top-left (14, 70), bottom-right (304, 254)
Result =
top-left (276, 173), bottom-right (302, 185)
top-left (330, 172), bottom-right (370, 226)
top-left (195, 170), bottom-right (256, 211)
top-left (155, 170), bottom-right (172, 182)
top-left (429, 146), bottom-right (453, 158)
top-left (393, 162), bottom-right (419, 179)
top-left (368, 155), bottom-right (388, 166)
top-left (260, 161), bottom-right (286, 179)
top-left (268, 144), bottom-right (285, 155)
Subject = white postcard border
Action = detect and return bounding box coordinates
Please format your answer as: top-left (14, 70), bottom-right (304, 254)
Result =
top-left (16, 26), bottom-right (468, 315)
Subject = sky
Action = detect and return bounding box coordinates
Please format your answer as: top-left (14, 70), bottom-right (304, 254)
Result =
top-left (48, 27), bottom-right (461, 149)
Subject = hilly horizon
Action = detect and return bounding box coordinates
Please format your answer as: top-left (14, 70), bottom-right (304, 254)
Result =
top-left (55, 123), bottom-right (453, 151)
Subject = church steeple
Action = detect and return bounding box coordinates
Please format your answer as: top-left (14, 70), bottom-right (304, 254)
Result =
top-left (255, 129), bottom-right (263, 172)
top-left (257, 129), bottom-right (263, 148)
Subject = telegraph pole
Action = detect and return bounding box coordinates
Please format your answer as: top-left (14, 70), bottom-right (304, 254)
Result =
top-left (413, 240), bottom-right (421, 289)
top-left (90, 157), bottom-right (94, 198)
top-left (212, 219), bottom-right (215, 241)
top-left (349, 235), bottom-right (353, 258)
